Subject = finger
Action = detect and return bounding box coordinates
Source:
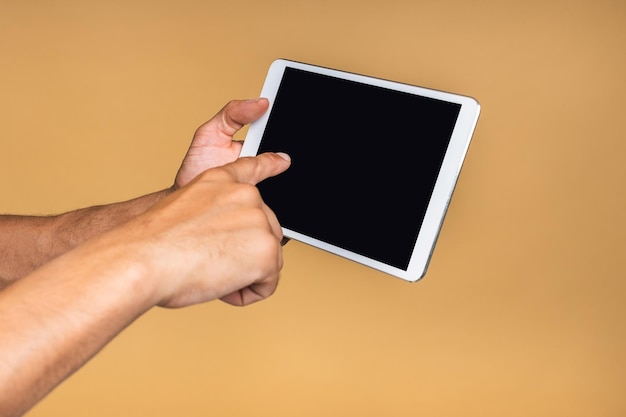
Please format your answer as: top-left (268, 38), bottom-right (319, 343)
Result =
top-left (222, 152), bottom-right (291, 186)
top-left (218, 206), bottom-right (284, 308)
top-left (220, 283), bottom-right (277, 306)
top-left (262, 202), bottom-right (283, 241)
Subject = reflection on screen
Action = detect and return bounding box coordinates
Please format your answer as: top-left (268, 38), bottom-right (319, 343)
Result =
top-left (257, 67), bottom-right (461, 270)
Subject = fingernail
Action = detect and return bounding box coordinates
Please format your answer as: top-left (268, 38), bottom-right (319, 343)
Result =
top-left (276, 152), bottom-right (291, 162)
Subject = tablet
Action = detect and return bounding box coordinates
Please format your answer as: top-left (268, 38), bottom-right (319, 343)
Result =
top-left (241, 59), bottom-right (480, 282)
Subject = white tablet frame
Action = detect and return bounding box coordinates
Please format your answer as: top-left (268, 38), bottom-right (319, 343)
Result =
top-left (241, 59), bottom-right (480, 282)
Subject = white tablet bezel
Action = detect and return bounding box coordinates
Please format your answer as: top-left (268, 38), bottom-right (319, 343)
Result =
top-left (241, 59), bottom-right (480, 282)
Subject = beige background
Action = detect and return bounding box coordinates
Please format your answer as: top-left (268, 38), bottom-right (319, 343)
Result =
top-left (1, 0), bottom-right (625, 416)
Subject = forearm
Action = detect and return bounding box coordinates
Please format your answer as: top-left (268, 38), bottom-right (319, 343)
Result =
top-left (0, 151), bottom-right (290, 417)
top-left (0, 188), bottom-right (173, 288)
top-left (0, 228), bottom-right (158, 417)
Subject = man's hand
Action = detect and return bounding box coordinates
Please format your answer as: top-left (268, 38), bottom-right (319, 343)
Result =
top-left (132, 151), bottom-right (291, 307)
top-left (174, 98), bottom-right (270, 189)
top-left (0, 98), bottom-right (272, 287)
top-left (0, 151), bottom-right (290, 417)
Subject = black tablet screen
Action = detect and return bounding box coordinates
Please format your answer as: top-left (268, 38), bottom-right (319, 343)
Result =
top-left (256, 67), bottom-right (461, 270)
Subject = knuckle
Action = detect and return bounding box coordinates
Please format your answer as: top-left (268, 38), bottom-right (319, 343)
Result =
top-left (198, 167), bottom-right (230, 182)
top-left (232, 183), bottom-right (262, 203)
top-left (255, 243), bottom-right (282, 279)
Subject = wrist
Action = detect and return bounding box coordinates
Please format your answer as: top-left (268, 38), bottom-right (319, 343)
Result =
top-left (59, 227), bottom-right (160, 313)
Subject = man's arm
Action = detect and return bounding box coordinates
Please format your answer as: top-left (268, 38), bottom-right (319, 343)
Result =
top-left (0, 98), bottom-right (270, 289)
top-left (0, 191), bottom-right (169, 288)
top-left (0, 152), bottom-right (291, 417)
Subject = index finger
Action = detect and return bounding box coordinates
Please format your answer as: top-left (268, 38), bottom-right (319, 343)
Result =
top-left (222, 152), bottom-right (292, 185)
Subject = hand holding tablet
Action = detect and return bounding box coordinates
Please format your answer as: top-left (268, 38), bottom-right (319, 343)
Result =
top-left (241, 59), bottom-right (480, 282)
